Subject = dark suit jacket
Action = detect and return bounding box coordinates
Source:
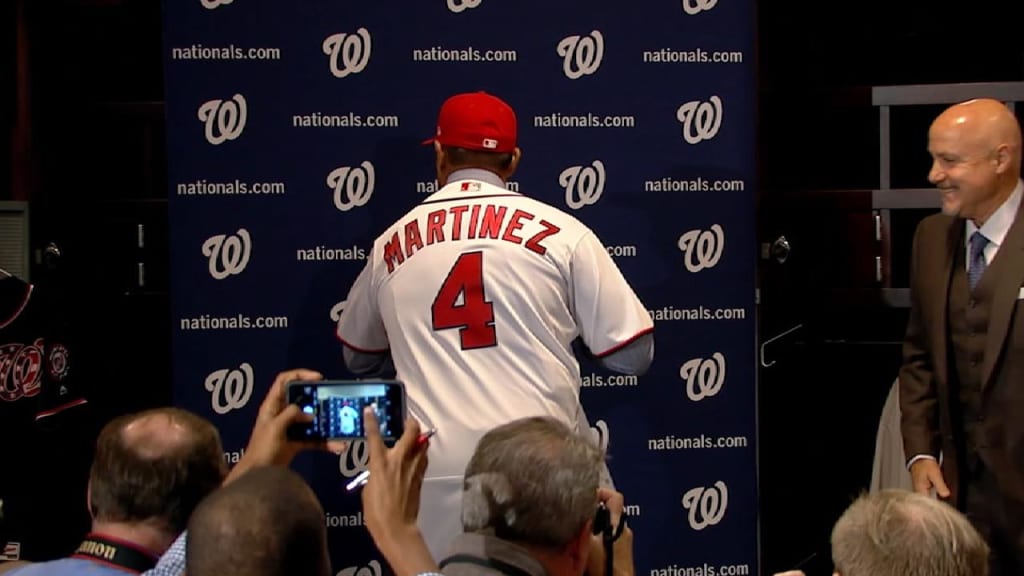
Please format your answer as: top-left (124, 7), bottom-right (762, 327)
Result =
top-left (899, 198), bottom-right (1024, 508)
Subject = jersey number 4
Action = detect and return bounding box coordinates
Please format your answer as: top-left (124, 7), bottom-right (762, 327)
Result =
top-left (431, 251), bottom-right (497, 350)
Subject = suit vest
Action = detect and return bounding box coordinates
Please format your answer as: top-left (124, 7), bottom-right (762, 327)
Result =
top-left (948, 235), bottom-right (997, 473)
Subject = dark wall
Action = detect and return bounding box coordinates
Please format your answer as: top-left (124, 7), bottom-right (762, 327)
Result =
top-left (18, 0), bottom-right (168, 404)
top-left (3, 0), bottom-right (169, 560)
top-left (759, 2), bottom-right (1024, 192)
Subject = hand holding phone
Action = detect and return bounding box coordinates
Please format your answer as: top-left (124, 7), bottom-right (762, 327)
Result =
top-left (286, 379), bottom-right (407, 442)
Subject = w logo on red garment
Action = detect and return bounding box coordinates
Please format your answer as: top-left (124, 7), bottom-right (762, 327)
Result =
top-left (0, 340), bottom-right (44, 402)
top-left (337, 560), bottom-right (381, 576)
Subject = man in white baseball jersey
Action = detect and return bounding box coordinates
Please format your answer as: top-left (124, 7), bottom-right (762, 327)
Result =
top-left (338, 401), bottom-right (358, 435)
top-left (336, 91), bottom-right (654, 560)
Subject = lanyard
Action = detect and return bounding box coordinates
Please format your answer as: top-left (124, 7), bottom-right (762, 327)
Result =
top-left (71, 533), bottom-right (158, 574)
top-left (440, 553), bottom-right (535, 576)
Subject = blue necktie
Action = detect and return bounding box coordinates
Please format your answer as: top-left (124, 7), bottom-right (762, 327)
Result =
top-left (968, 231), bottom-right (989, 291)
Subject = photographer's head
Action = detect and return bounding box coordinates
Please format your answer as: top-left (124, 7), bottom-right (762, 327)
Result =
top-left (831, 490), bottom-right (989, 576)
top-left (461, 416), bottom-right (603, 575)
top-left (186, 466), bottom-right (330, 576)
top-left (88, 407), bottom-right (227, 551)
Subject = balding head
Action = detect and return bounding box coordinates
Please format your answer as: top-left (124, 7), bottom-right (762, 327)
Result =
top-left (89, 407), bottom-right (226, 536)
top-left (121, 411), bottom-right (196, 457)
top-left (831, 490), bottom-right (989, 576)
top-left (932, 99), bottom-right (1021, 161)
top-left (186, 466), bottom-right (331, 576)
top-left (928, 98), bottom-right (1023, 224)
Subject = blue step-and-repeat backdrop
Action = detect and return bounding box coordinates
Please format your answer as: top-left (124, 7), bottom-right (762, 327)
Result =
top-left (162, 0), bottom-right (756, 574)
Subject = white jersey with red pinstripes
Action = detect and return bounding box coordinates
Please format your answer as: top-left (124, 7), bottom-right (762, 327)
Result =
top-left (337, 169), bottom-right (653, 479)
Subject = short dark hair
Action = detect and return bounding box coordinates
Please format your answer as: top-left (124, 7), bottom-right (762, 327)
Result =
top-left (186, 466), bottom-right (330, 576)
top-left (443, 146), bottom-right (513, 172)
top-left (88, 407), bottom-right (226, 534)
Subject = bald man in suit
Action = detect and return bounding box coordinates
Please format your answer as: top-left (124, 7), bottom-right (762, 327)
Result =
top-left (900, 97), bottom-right (1024, 576)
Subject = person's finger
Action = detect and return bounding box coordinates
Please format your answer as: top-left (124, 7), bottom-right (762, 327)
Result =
top-left (913, 478), bottom-right (931, 495)
top-left (407, 448), bottom-right (429, 518)
top-left (912, 469), bottom-right (932, 495)
top-left (272, 405), bottom-right (339, 453)
top-left (327, 440), bottom-right (349, 454)
top-left (400, 417), bottom-right (424, 453)
top-left (597, 487), bottom-right (624, 509)
top-left (364, 406), bottom-right (387, 466)
top-left (414, 450), bottom-right (428, 484)
top-left (910, 463), bottom-right (932, 494)
top-left (931, 469), bottom-right (951, 498)
top-left (411, 443), bottom-right (429, 479)
top-left (597, 487), bottom-right (625, 528)
top-left (273, 368), bottom-right (323, 387)
top-left (272, 404), bottom-right (324, 450)
top-left (260, 369), bottom-right (322, 420)
top-left (270, 403), bottom-right (306, 431)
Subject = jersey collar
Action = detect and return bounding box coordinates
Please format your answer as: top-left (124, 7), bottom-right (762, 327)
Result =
top-left (447, 168), bottom-right (506, 189)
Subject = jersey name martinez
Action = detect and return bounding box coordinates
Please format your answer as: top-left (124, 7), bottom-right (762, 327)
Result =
top-left (382, 202), bottom-right (562, 273)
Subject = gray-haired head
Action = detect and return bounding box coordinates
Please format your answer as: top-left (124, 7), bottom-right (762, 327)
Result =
top-left (831, 489), bottom-right (989, 576)
top-left (461, 416), bottom-right (604, 550)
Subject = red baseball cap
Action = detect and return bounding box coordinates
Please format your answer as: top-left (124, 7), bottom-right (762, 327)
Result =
top-left (422, 91), bottom-right (517, 153)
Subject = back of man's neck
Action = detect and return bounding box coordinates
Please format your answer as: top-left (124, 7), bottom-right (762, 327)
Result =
top-left (90, 520), bottom-right (173, 557)
top-left (523, 543), bottom-right (577, 576)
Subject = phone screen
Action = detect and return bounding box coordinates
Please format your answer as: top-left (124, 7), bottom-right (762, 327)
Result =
top-left (286, 380), bottom-right (405, 441)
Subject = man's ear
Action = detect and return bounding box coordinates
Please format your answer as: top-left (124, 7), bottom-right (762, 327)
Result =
top-left (434, 141), bottom-right (448, 185)
top-left (86, 478), bottom-right (95, 519)
top-left (993, 142), bottom-right (1012, 174)
top-left (504, 147), bottom-right (522, 178)
top-left (569, 518), bottom-right (594, 574)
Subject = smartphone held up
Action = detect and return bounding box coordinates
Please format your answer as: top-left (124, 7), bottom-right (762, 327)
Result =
top-left (286, 379), bottom-right (407, 443)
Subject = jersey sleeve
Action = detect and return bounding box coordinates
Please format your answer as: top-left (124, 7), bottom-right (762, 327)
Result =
top-left (336, 261), bottom-right (390, 353)
top-left (569, 231), bottom-right (654, 357)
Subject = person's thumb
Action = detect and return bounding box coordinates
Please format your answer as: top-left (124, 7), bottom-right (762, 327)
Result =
top-left (271, 403), bottom-right (306, 432)
top-left (364, 406), bottom-right (386, 464)
top-left (913, 474), bottom-right (931, 495)
top-left (931, 468), bottom-right (951, 498)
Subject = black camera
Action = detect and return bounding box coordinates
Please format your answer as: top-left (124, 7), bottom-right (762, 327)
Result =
top-left (592, 502), bottom-right (611, 535)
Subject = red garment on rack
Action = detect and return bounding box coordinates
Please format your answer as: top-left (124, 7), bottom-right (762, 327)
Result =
top-left (0, 275), bottom-right (87, 561)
